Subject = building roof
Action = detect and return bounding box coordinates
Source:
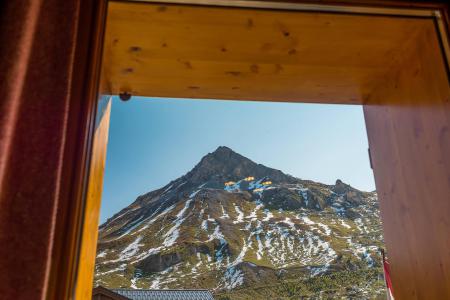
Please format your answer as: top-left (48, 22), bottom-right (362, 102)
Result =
top-left (112, 289), bottom-right (214, 300)
top-left (93, 286), bottom-right (131, 300)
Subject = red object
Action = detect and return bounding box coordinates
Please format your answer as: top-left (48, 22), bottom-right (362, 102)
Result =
top-left (382, 250), bottom-right (395, 300)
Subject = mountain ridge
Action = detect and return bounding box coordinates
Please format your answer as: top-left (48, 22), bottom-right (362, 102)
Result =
top-left (95, 146), bottom-right (385, 299)
top-left (101, 146), bottom-right (362, 228)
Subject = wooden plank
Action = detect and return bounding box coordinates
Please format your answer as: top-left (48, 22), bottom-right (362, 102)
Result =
top-left (364, 20), bottom-right (450, 299)
top-left (74, 98), bottom-right (112, 300)
top-left (100, 2), bottom-right (450, 299)
top-left (103, 2), bottom-right (429, 103)
top-left (0, 0), bottom-right (446, 300)
top-left (0, 0), bottom-right (109, 299)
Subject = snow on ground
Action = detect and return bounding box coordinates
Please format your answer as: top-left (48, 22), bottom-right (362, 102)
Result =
top-left (115, 215), bottom-right (146, 239)
top-left (195, 252), bottom-right (203, 268)
top-left (230, 237), bottom-right (249, 267)
top-left (130, 277), bottom-right (138, 289)
top-left (136, 204), bottom-right (175, 233)
top-left (247, 210), bottom-right (257, 220)
top-left (97, 179), bottom-right (380, 290)
top-left (101, 236), bottom-right (145, 264)
top-left (282, 217), bottom-right (296, 230)
top-left (233, 204), bottom-right (244, 223)
top-left (340, 219), bottom-right (351, 229)
top-left (316, 222), bottom-right (332, 236)
top-left (130, 246), bottom-right (163, 265)
top-left (120, 236), bottom-right (143, 260)
top-left (174, 181), bottom-right (186, 191)
top-left (244, 222), bottom-right (252, 231)
top-left (201, 219), bottom-right (208, 231)
top-left (262, 209), bottom-right (274, 221)
top-left (301, 216), bottom-right (315, 225)
top-left (264, 231), bottom-right (273, 254)
top-left (207, 223), bottom-right (226, 243)
top-left (246, 200), bottom-right (263, 221)
top-left (207, 221), bottom-right (229, 267)
top-left (332, 203), bottom-right (346, 215)
top-left (346, 237), bottom-right (377, 266)
top-left (161, 184), bottom-right (173, 194)
top-left (256, 234), bottom-right (264, 260)
top-left (96, 263), bottom-right (127, 276)
top-left (190, 190), bottom-right (201, 198)
top-left (220, 203), bottom-right (230, 219)
top-left (309, 264), bottom-right (330, 276)
top-left (97, 250), bottom-right (107, 258)
top-left (150, 276), bottom-right (161, 289)
top-left (104, 206), bottom-right (141, 228)
top-left (253, 219), bottom-right (339, 269)
top-left (163, 197), bottom-right (195, 247)
top-left (299, 188), bottom-right (309, 205)
top-left (223, 267), bottom-right (244, 290)
top-left (355, 218), bottom-right (368, 233)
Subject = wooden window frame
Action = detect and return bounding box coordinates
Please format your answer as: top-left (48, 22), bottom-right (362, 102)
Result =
top-left (46, 1), bottom-right (450, 299)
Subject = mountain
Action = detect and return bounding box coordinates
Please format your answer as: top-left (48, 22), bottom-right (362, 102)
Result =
top-left (94, 146), bottom-right (385, 299)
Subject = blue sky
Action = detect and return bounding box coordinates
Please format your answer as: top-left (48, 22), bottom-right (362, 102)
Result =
top-left (100, 97), bottom-right (375, 223)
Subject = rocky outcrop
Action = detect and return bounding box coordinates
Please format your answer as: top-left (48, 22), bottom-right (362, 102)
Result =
top-left (94, 147), bottom-right (384, 298)
top-left (137, 252), bottom-right (182, 273)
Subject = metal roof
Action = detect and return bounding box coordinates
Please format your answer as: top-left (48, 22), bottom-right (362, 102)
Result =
top-left (113, 289), bottom-right (214, 300)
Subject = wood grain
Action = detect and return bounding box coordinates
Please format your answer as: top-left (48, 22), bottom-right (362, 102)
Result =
top-left (103, 2), bottom-right (430, 104)
top-left (364, 20), bottom-right (450, 299)
top-left (101, 2), bottom-right (450, 299)
top-left (74, 99), bottom-right (112, 300)
top-left (0, 0), bottom-right (446, 299)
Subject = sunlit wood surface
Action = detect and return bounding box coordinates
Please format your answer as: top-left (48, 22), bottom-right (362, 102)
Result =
top-left (364, 20), bottom-right (450, 299)
top-left (75, 99), bottom-right (112, 300)
top-left (101, 2), bottom-right (450, 299)
top-left (103, 2), bottom-right (430, 104)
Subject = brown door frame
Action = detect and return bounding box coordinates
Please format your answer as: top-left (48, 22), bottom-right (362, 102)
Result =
top-left (70, 2), bottom-right (449, 300)
top-left (70, 1), bottom-right (450, 299)
top-left (0, 0), bottom-right (449, 300)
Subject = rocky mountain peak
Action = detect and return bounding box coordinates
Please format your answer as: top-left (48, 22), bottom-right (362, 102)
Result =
top-left (333, 178), bottom-right (357, 194)
top-left (95, 147), bottom-right (383, 298)
top-left (211, 145), bottom-right (238, 158)
top-left (186, 146), bottom-right (294, 184)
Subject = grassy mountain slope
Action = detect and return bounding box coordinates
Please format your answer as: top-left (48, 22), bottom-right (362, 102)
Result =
top-left (95, 147), bottom-right (385, 299)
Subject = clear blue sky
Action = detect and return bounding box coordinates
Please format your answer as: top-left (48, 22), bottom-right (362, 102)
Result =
top-left (100, 97), bottom-right (375, 223)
